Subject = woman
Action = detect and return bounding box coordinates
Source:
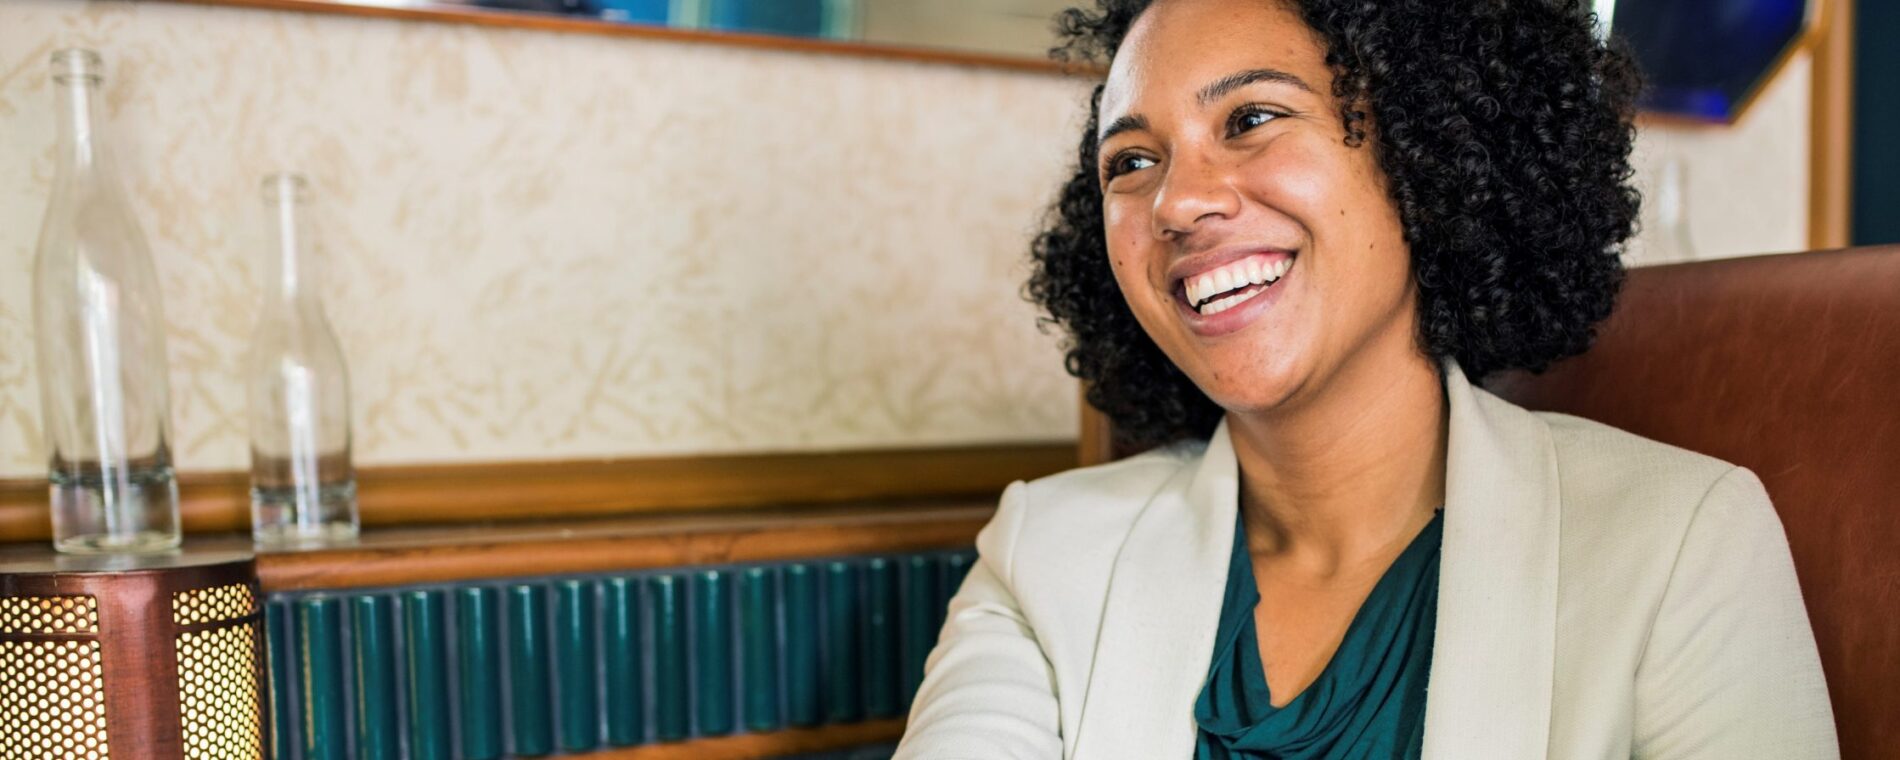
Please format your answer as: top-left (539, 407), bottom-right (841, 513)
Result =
top-left (895, 0), bottom-right (1837, 758)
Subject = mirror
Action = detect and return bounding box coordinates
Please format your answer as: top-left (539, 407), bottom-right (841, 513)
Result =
top-left (179, 0), bottom-right (1078, 70)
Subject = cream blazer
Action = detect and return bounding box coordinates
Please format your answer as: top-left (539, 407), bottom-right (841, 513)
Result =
top-left (895, 364), bottom-right (1837, 759)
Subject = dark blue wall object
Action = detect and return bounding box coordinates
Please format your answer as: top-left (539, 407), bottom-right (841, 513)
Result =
top-left (1614, 0), bottom-right (1808, 120)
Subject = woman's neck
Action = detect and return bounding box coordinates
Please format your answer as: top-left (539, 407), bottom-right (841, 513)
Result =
top-left (1226, 345), bottom-right (1448, 578)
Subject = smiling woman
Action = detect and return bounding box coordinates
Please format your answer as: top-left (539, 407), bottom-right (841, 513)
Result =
top-left (895, 0), bottom-right (1838, 759)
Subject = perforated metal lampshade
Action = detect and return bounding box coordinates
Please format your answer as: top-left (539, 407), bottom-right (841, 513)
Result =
top-left (0, 551), bottom-right (269, 760)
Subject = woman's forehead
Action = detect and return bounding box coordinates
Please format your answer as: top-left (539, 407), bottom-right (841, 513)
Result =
top-left (1100, 0), bottom-right (1330, 120)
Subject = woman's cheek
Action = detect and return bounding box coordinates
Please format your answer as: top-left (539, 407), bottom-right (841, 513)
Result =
top-left (1244, 145), bottom-right (1333, 221)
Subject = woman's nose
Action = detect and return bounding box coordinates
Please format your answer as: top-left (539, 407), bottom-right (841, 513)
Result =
top-left (1152, 152), bottom-right (1242, 242)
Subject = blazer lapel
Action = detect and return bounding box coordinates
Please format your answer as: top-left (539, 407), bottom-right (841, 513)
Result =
top-left (1068, 363), bottom-right (1560, 759)
top-left (1069, 420), bottom-right (1240, 759)
top-left (1422, 363), bottom-right (1562, 758)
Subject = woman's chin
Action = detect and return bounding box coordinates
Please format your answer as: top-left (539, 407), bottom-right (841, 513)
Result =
top-left (1197, 368), bottom-right (1308, 419)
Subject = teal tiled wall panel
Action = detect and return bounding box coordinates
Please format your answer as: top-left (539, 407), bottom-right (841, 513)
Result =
top-left (457, 586), bottom-right (505, 760)
top-left (555, 579), bottom-right (600, 752)
top-left (651, 574), bottom-right (690, 743)
top-left (692, 570), bottom-right (736, 737)
top-left (352, 595), bottom-right (400, 760)
top-left (740, 566), bottom-right (782, 733)
top-left (295, 596), bottom-right (346, 760)
top-left (860, 557), bottom-right (899, 719)
top-left (782, 563), bottom-right (822, 728)
top-left (507, 583), bottom-right (555, 756)
top-left (262, 548), bottom-right (976, 759)
top-left (403, 590), bottom-right (452, 760)
top-left (603, 577), bottom-right (645, 747)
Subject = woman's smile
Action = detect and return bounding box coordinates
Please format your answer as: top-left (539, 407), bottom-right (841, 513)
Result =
top-left (1169, 249), bottom-right (1297, 337)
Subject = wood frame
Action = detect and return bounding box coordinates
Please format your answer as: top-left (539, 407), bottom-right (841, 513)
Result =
top-left (569, 719), bottom-right (904, 760)
top-left (246, 500), bottom-right (992, 591)
top-left (1077, 384), bottom-right (1115, 468)
top-left (158, 0), bottom-right (1084, 75)
top-left (1808, 0), bottom-right (1855, 249)
top-left (0, 443), bottom-right (1072, 544)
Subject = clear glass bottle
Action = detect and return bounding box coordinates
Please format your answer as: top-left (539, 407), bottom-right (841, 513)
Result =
top-left (32, 49), bottom-right (182, 554)
top-left (1655, 155), bottom-right (1698, 261)
top-left (247, 173), bottom-right (359, 547)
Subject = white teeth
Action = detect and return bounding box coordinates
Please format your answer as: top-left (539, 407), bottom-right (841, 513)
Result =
top-left (1186, 256), bottom-right (1295, 314)
top-left (1200, 291), bottom-right (1246, 316)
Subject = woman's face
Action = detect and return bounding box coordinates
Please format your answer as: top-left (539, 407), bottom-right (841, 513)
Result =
top-left (1097, 0), bottom-right (1419, 417)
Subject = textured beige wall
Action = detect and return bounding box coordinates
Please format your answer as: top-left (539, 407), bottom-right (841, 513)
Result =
top-left (0, 0), bottom-right (1090, 477)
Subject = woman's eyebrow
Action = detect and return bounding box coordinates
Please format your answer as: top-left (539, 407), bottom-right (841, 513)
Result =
top-left (1097, 114), bottom-right (1151, 147)
top-left (1197, 67), bottom-right (1314, 104)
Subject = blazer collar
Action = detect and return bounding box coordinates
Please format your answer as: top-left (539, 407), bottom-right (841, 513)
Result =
top-left (1069, 362), bottom-right (1560, 759)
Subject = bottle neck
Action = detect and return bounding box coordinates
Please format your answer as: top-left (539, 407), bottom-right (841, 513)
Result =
top-left (54, 75), bottom-right (105, 174)
top-left (265, 191), bottom-right (323, 311)
top-left (1657, 157), bottom-right (1694, 256)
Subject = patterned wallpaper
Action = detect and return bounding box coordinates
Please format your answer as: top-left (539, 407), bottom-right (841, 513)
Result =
top-left (0, 1), bottom-right (1090, 477)
top-left (0, 2), bottom-right (1814, 478)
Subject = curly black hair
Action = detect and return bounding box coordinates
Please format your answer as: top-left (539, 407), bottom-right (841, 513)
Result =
top-left (1027, 0), bottom-right (1643, 450)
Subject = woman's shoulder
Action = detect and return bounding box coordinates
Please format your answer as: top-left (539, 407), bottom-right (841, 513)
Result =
top-left (978, 439), bottom-right (1208, 577)
top-left (1009, 439), bottom-right (1206, 530)
top-left (1025, 438), bottom-right (1207, 505)
top-left (1531, 409), bottom-right (1783, 571)
top-left (1535, 409), bottom-right (1757, 507)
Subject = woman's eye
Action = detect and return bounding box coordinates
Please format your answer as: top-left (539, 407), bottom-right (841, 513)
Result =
top-left (1104, 153), bottom-right (1156, 181)
top-left (1227, 106), bottom-right (1281, 137)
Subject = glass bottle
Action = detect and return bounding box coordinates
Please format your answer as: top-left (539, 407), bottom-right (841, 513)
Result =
top-left (32, 49), bottom-right (182, 554)
top-left (247, 173), bottom-right (358, 547)
top-left (1655, 155), bottom-right (1698, 261)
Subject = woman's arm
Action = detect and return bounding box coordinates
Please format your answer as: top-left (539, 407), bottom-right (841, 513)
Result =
top-left (1633, 467), bottom-right (1839, 759)
top-left (894, 482), bottom-right (1064, 760)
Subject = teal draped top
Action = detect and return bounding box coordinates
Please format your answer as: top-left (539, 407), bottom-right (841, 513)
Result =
top-left (1193, 509), bottom-right (1443, 760)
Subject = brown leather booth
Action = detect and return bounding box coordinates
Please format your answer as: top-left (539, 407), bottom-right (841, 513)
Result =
top-left (1488, 246), bottom-right (1900, 760)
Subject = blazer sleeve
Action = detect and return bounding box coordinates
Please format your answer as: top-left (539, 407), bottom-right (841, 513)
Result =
top-left (893, 481), bottom-right (1064, 760)
top-left (1633, 466), bottom-right (1839, 759)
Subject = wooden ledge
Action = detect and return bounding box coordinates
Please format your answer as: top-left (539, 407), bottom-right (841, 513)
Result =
top-left (252, 500), bottom-right (993, 592)
top-left (0, 442), bottom-right (1070, 544)
top-left (544, 720), bottom-right (900, 760)
top-left (0, 500), bottom-right (992, 592)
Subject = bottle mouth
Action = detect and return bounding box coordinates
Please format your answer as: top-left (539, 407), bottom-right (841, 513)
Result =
top-left (50, 48), bottom-right (103, 85)
top-left (262, 172), bottom-right (311, 204)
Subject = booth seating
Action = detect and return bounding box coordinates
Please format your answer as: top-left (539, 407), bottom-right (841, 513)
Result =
top-left (1489, 245), bottom-right (1900, 760)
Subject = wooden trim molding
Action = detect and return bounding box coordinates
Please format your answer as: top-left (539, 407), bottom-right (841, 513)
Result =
top-left (1809, 0), bottom-right (1855, 249)
top-left (250, 501), bottom-right (993, 591)
top-left (159, 0), bottom-right (1090, 76)
top-left (0, 443), bottom-right (1073, 544)
top-left (1077, 384), bottom-right (1115, 468)
top-left (570, 719), bottom-right (904, 760)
